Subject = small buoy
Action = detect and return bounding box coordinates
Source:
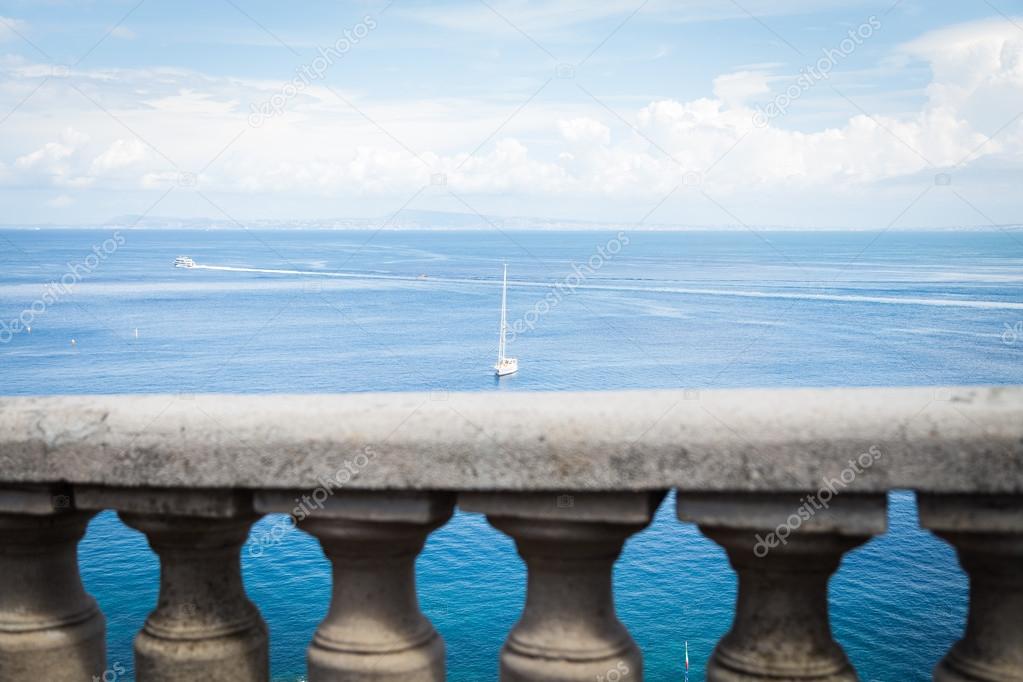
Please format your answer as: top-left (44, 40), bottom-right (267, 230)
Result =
top-left (70, 338), bottom-right (77, 347)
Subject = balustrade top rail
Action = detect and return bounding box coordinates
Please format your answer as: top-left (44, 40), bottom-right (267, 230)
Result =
top-left (1, 385), bottom-right (1020, 492)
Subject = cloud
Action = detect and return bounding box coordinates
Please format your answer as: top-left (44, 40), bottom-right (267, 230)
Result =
top-left (901, 17), bottom-right (1023, 137)
top-left (0, 16), bottom-right (28, 43)
top-left (143, 89), bottom-right (239, 115)
top-left (558, 117), bottom-right (611, 146)
top-left (0, 16), bottom-right (1020, 226)
top-left (712, 70), bottom-right (773, 108)
top-left (15, 128), bottom-right (88, 171)
top-left (89, 138), bottom-right (149, 174)
top-left (13, 128), bottom-right (97, 188)
top-left (110, 25), bottom-right (136, 40)
top-left (395, 0), bottom-right (876, 38)
top-left (14, 141), bottom-right (74, 169)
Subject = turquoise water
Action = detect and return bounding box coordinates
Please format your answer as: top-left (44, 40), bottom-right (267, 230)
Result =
top-left (2, 229), bottom-right (1021, 681)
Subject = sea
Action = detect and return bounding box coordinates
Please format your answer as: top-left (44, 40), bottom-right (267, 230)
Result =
top-left (2, 228), bottom-right (1022, 682)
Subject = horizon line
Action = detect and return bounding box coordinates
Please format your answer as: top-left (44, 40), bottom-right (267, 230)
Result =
top-left (1, 225), bottom-right (1020, 233)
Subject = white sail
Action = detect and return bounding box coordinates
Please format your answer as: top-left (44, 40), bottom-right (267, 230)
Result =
top-left (497, 264), bottom-right (507, 364)
top-left (494, 264), bottom-right (518, 376)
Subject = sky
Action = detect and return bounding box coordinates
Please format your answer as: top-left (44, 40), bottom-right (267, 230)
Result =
top-left (0, 0), bottom-right (1021, 228)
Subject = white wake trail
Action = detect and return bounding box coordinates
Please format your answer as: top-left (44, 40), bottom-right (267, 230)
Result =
top-left (186, 265), bottom-right (1023, 311)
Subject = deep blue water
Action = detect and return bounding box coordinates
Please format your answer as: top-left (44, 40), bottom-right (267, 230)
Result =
top-left (2, 229), bottom-right (1022, 681)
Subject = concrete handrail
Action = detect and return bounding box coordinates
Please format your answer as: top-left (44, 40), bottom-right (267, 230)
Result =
top-left (0, 385), bottom-right (1020, 492)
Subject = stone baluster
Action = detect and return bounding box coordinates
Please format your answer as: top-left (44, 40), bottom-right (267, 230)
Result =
top-left (679, 492), bottom-right (887, 681)
top-left (0, 487), bottom-right (106, 681)
top-left (255, 490), bottom-right (455, 681)
top-left (918, 494), bottom-right (1023, 682)
top-left (461, 492), bottom-right (662, 682)
top-left (78, 487), bottom-right (268, 682)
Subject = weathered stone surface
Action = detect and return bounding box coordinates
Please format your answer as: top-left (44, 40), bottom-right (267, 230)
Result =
top-left (297, 492), bottom-right (454, 681)
top-left (460, 491), bottom-right (662, 522)
top-left (920, 495), bottom-right (1023, 682)
top-left (0, 387), bottom-right (1020, 492)
top-left (256, 489), bottom-right (455, 523)
top-left (0, 485), bottom-right (72, 514)
top-left (469, 492), bottom-right (659, 681)
top-left (678, 492), bottom-right (887, 535)
top-left (120, 513), bottom-right (268, 682)
top-left (0, 511), bottom-right (106, 681)
top-left (77, 486), bottom-right (253, 517)
top-left (682, 494), bottom-right (887, 681)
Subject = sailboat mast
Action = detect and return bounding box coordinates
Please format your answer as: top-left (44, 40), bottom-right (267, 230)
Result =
top-left (498, 264), bottom-right (508, 363)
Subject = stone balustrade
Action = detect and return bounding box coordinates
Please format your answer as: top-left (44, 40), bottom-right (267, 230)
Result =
top-left (0, 386), bottom-right (1020, 681)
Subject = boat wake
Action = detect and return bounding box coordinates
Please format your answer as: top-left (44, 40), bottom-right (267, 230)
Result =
top-left (183, 264), bottom-right (1023, 311)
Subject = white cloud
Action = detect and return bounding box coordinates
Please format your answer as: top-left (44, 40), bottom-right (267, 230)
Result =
top-left (558, 117), bottom-right (611, 146)
top-left (143, 89), bottom-right (239, 115)
top-left (396, 0), bottom-right (875, 38)
top-left (16, 128), bottom-right (87, 169)
top-left (13, 128), bottom-right (96, 188)
top-left (901, 17), bottom-right (1023, 136)
top-left (15, 141), bottom-right (74, 169)
top-left (712, 70), bottom-right (773, 107)
top-left (0, 16), bottom-right (28, 43)
top-left (89, 138), bottom-right (149, 174)
top-left (110, 26), bottom-right (136, 40)
top-left (0, 16), bottom-right (1020, 226)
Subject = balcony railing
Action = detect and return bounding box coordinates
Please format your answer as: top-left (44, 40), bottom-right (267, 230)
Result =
top-left (0, 386), bottom-right (1020, 681)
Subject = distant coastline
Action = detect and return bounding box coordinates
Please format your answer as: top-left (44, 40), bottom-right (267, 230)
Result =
top-left (1, 209), bottom-right (1020, 233)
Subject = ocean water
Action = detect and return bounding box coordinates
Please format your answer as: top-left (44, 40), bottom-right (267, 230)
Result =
top-left (2, 228), bottom-right (1022, 681)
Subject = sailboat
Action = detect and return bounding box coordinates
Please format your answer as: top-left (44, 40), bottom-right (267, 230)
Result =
top-left (494, 264), bottom-right (518, 376)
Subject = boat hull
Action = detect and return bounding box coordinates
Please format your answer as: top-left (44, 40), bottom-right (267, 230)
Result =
top-left (495, 359), bottom-right (518, 376)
